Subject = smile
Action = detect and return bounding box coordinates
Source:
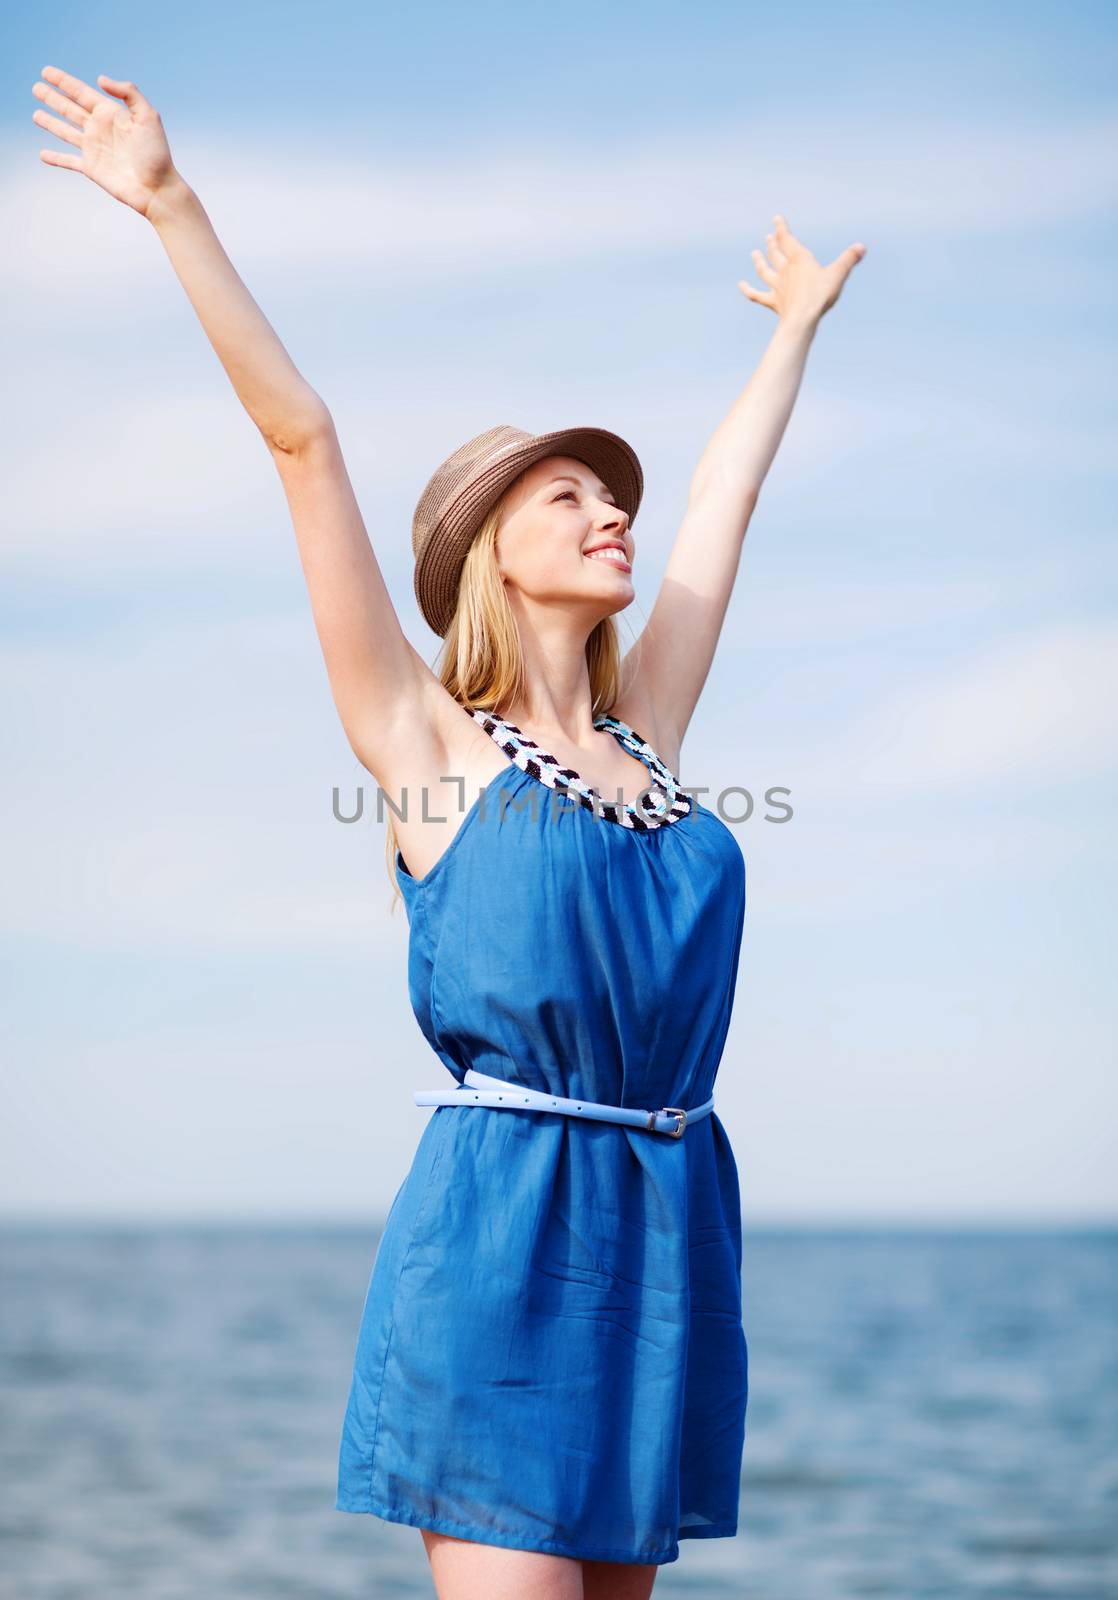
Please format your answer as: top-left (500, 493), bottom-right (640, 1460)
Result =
top-left (584, 549), bottom-right (632, 572)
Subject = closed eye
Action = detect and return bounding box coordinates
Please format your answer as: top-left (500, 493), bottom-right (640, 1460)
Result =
top-left (554, 489), bottom-right (617, 507)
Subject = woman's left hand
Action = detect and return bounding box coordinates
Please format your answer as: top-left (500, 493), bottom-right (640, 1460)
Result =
top-left (738, 214), bottom-right (866, 327)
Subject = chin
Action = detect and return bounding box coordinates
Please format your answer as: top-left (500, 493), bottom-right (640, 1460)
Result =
top-left (594, 592), bottom-right (634, 623)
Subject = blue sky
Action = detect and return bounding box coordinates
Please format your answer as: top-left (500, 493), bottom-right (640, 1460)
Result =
top-left (2, 1), bottom-right (1115, 1222)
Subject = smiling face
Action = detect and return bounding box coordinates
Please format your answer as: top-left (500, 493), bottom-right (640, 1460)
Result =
top-left (494, 454), bottom-right (634, 624)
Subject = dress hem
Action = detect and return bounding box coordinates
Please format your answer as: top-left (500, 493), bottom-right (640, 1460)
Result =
top-left (334, 1491), bottom-right (739, 1564)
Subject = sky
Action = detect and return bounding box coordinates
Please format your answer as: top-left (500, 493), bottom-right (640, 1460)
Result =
top-left (1, 0), bottom-right (1115, 1223)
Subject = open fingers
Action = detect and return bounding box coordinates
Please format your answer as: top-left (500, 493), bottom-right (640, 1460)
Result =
top-left (738, 278), bottom-right (778, 311)
top-left (96, 74), bottom-right (152, 111)
top-left (765, 231), bottom-right (788, 271)
top-left (751, 246), bottom-right (778, 288)
top-left (772, 212), bottom-right (803, 253)
top-left (32, 106), bottom-right (83, 148)
top-left (39, 64), bottom-right (106, 115)
top-left (32, 78), bottom-right (90, 129)
top-left (828, 242), bottom-right (868, 283)
top-left (38, 148), bottom-right (84, 172)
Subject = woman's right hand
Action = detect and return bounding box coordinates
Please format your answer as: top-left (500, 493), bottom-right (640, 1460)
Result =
top-left (32, 66), bottom-right (180, 219)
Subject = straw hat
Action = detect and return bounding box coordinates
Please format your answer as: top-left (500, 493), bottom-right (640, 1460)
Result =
top-left (411, 424), bottom-right (644, 636)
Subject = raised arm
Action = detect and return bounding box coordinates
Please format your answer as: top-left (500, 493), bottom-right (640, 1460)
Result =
top-left (31, 64), bottom-right (457, 783)
top-left (622, 214), bottom-right (867, 753)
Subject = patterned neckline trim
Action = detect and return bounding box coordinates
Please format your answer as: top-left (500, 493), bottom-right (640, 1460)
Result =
top-left (469, 708), bottom-right (694, 831)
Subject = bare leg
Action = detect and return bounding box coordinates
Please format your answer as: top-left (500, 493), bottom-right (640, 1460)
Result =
top-left (582, 1558), bottom-right (658, 1599)
top-left (420, 1528), bottom-right (584, 1599)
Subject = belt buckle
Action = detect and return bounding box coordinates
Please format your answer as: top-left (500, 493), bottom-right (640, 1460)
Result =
top-left (646, 1106), bottom-right (687, 1138)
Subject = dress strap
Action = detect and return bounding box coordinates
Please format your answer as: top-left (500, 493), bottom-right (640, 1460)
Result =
top-left (464, 705), bottom-right (693, 830)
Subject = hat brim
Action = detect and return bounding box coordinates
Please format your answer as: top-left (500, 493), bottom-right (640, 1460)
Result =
top-left (414, 426), bottom-right (644, 636)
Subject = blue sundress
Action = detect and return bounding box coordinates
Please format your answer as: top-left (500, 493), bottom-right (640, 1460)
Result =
top-left (336, 705), bottom-right (748, 1566)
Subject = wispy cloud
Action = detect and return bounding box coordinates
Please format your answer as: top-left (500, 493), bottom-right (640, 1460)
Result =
top-left (3, 373), bottom-right (1111, 578)
top-left (5, 71), bottom-right (1115, 1220)
top-left (3, 611), bottom-right (1112, 955)
top-left (815, 621), bottom-right (1118, 792)
top-left (0, 615), bottom-right (407, 952)
top-left (6, 111), bottom-right (1116, 307)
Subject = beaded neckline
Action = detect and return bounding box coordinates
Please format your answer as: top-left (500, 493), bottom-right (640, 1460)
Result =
top-left (469, 708), bottom-right (693, 831)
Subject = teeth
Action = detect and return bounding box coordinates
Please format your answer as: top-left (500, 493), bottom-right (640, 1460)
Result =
top-left (586, 549), bottom-right (629, 566)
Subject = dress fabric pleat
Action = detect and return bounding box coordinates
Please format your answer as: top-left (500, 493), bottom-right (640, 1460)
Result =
top-left (335, 710), bottom-right (749, 1565)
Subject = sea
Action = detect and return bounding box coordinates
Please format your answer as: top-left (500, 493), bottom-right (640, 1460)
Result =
top-left (2, 1225), bottom-right (1115, 1599)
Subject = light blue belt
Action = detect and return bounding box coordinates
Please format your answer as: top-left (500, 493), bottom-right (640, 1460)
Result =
top-left (413, 1068), bottom-right (714, 1140)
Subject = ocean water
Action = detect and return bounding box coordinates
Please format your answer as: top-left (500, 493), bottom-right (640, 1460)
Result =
top-left (1, 1225), bottom-right (1115, 1599)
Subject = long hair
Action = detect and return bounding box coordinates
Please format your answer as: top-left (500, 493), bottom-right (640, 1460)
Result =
top-left (383, 480), bottom-right (625, 913)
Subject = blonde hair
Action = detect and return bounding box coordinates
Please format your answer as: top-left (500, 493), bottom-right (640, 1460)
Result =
top-left (384, 479), bottom-right (624, 913)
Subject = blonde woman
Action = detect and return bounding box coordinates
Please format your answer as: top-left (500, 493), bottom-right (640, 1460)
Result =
top-left (32, 64), bottom-right (865, 1600)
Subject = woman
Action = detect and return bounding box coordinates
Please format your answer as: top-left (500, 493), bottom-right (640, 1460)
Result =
top-left (32, 64), bottom-right (865, 1599)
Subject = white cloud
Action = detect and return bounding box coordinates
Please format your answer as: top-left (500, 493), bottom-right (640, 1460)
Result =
top-left (737, 808), bottom-right (1113, 928)
top-left (3, 611), bottom-right (1114, 958)
top-left (821, 621), bottom-right (1118, 791)
top-left (1, 365), bottom-right (1109, 579)
top-left (7, 110), bottom-right (1116, 306)
top-left (4, 108), bottom-right (1114, 577)
top-left (689, 620), bottom-right (1118, 794)
top-left (0, 618), bottom-right (410, 953)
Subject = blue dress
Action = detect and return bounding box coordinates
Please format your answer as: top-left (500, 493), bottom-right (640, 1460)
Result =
top-left (336, 707), bottom-right (748, 1566)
